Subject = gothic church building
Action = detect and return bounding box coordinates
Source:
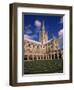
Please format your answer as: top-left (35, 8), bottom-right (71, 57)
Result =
top-left (24, 22), bottom-right (63, 61)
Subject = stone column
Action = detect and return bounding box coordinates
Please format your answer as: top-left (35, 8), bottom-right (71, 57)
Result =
top-left (50, 53), bottom-right (52, 60)
top-left (46, 55), bottom-right (47, 60)
top-left (46, 55), bottom-right (48, 60)
top-left (43, 55), bottom-right (44, 60)
top-left (27, 55), bottom-right (29, 61)
top-left (32, 55), bottom-right (34, 60)
top-left (48, 55), bottom-right (49, 60)
top-left (61, 50), bottom-right (63, 59)
top-left (36, 56), bottom-right (38, 60)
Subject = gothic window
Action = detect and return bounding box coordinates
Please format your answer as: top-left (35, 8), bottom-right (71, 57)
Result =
top-left (29, 55), bottom-right (32, 60)
top-left (59, 53), bottom-right (62, 59)
top-left (52, 54), bottom-right (54, 59)
top-left (28, 44), bottom-right (31, 47)
top-left (24, 55), bottom-right (27, 60)
top-left (34, 56), bottom-right (36, 60)
top-left (37, 46), bottom-right (39, 48)
top-left (55, 54), bottom-right (57, 59)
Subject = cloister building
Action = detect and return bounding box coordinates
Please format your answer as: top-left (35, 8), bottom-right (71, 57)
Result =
top-left (24, 22), bottom-right (63, 61)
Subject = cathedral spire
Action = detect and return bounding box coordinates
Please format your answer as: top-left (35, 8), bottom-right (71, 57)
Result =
top-left (42, 21), bottom-right (45, 32)
top-left (39, 21), bottom-right (48, 44)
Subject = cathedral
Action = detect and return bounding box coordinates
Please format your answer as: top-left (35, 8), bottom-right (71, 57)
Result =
top-left (24, 22), bottom-right (63, 61)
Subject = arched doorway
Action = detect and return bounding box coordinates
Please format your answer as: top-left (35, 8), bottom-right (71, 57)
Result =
top-left (59, 53), bottom-right (62, 59)
top-left (55, 54), bottom-right (57, 59)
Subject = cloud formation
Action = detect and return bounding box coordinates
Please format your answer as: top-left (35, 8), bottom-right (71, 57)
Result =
top-left (25, 29), bottom-right (32, 34)
top-left (34, 20), bottom-right (41, 28)
top-left (58, 29), bottom-right (63, 37)
top-left (24, 25), bottom-right (33, 35)
top-left (58, 29), bottom-right (63, 48)
top-left (60, 17), bottom-right (63, 24)
top-left (24, 34), bottom-right (39, 41)
top-left (24, 35), bottom-right (31, 39)
top-left (25, 24), bottom-right (31, 29)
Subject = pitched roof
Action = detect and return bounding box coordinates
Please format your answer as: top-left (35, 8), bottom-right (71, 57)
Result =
top-left (24, 37), bottom-right (51, 45)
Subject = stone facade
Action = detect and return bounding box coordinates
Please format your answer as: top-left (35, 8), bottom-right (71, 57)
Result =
top-left (24, 22), bottom-right (63, 61)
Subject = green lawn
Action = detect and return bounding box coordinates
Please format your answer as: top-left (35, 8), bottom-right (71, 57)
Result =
top-left (24, 59), bottom-right (63, 74)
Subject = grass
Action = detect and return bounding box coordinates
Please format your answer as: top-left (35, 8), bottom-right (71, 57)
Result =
top-left (24, 59), bottom-right (63, 74)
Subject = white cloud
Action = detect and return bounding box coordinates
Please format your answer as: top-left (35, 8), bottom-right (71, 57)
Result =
top-left (25, 29), bottom-right (32, 34)
top-left (60, 17), bottom-right (63, 24)
top-left (25, 24), bottom-right (31, 29)
top-left (24, 35), bottom-right (31, 39)
top-left (24, 34), bottom-right (38, 41)
top-left (34, 20), bottom-right (41, 27)
top-left (58, 29), bottom-right (63, 48)
top-left (25, 24), bottom-right (33, 34)
top-left (58, 29), bottom-right (63, 37)
top-left (24, 34), bottom-right (40, 44)
top-left (31, 34), bottom-right (38, 39)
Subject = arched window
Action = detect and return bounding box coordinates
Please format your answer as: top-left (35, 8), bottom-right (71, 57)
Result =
top-left (59, 53), bottom-right (62, 59)
top-left (55, 54), bottom-right (57, 59)
top-left (24, 55), bottom-right (27, 60)
top-left (29, 55), bottom-right (32, 60)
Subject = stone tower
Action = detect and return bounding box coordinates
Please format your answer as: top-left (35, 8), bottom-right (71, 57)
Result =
top-left (39, 21), bottom-right (48, 44)
top-left (51, 35), bottom-right (58, 51)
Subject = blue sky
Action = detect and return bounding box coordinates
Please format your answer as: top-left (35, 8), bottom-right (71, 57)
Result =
top-left (23, 14), bottom-right (63, 48)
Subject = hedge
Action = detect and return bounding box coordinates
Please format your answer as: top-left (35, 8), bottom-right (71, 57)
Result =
top-left (24, 59), bottom-right (63, 74)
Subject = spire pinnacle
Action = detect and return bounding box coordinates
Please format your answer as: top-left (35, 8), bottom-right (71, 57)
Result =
top-left (42, 21), bottom-right (45, 32)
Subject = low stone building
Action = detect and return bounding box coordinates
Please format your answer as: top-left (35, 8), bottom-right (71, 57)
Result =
top-left (24, 22), bottom-right (63, 61)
